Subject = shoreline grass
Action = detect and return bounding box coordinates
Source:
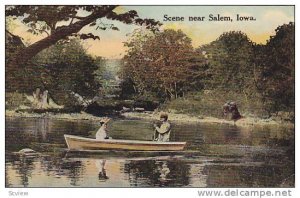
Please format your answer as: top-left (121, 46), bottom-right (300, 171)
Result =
top-left (5, 109), bottom-right (294, 129)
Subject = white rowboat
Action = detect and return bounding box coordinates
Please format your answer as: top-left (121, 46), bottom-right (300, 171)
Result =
top-left (64, 134), bottom-right (186, 151)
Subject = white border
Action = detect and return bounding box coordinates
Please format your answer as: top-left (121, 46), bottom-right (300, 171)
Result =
top-left (1, 1), bottom-right (298, 198)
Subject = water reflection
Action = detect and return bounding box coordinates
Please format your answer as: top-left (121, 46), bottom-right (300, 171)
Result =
top-left (158, 162), bottom-right (170, 181)
top-left (15, 156), bottom-right (35, 187)
top-left (5, 153), bottom-right (295, 187)
top-left (203, 163), bottom-right (294, 187)
top-left (96, 160), bottom-right (109, 181)
top-left (34, 118), bottom-right (50, 141)
top-left (5, 117), bottom-right (294, 187)
top-left (61, 160), bottom-right (84, 186)
top-left (123, 158), bottom-right (190, 187)
top-left (5, 155), bottom-right (37, 187)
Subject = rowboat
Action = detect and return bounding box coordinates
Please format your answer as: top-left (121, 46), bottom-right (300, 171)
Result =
top-left (64, 134), bottom-right (186, 151)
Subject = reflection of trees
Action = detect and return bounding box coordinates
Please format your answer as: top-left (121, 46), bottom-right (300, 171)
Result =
top-left (5, 164), bottom-right (12, 187)
top-left (7, 153), bottom-right (87, 187)
top-left (203, 163), bottom-right (294, 187)
top-left (5, 118), bottom-right (35, 151)
top-left (59, 160), bottom-right (84, 186)
top-left (171, 123), bottom-right (205, 150)
top-left (39, 156), bottom-right (85, 186)
top-left (10, 156), bottom-right (36, 187)
top-left (7, 153), bottom-right (86, 187)
top-left (35, 118), bottom-right (51, 141)
top-left (6, 118), bottom-right (96, 150)
top-left (223, 125), bottom-right (242, 144)
top-left (6, 118), bottom-right (52, 151)
top-left (173, 122), bottom-right (294, 148)
top-left (39, 156), bottom-right (64, 177)
top-left (123, 159), bottom-right (190, 187)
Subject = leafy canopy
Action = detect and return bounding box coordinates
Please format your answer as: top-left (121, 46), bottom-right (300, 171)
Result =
top-left (122, 29), bottom-right (206, 100)
top-left (6, 6), bottom-right (162, 40)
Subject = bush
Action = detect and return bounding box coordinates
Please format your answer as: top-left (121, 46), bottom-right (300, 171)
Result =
top-left (161, 90), bottom-right (269, 118)
top-left (5, 92), bottom-right (30, 110)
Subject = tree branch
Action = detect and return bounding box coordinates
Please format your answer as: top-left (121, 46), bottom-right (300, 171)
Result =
top-left (12, 5), bottom-right (117, 67)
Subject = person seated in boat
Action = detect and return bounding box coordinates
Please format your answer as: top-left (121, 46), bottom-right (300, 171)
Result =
top-left (153, 113), bottom-right (171, 142)
top-left (96, 117), bottom-right (111, 140)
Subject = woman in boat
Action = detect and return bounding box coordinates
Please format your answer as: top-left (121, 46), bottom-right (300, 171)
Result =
top-left (95, 117), bottom-right (111, 140)
top-left (153, 113), bottom-right (171, 142)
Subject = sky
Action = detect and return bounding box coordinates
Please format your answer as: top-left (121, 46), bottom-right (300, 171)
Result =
top-left (8, 5), bottom-right (294, 59)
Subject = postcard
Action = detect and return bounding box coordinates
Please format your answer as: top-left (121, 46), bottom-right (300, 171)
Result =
top-left (5, 5), bottom-right (294, 190)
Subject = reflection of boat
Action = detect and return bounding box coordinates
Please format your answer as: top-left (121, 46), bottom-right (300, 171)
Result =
top-left (64, 134), bottom-right (186, 151)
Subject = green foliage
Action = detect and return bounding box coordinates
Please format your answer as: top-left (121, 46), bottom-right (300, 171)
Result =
top-left (5, 6), bottom-right (162, 83)
top-left (122, 29), bottom-right (206, 100)
top-left (6, 31), bottom-right (44, 93)
top-left (166, 24), bottom-right (294, 118)
top-left (199, 31), bottom-right (255, 95)
top-left (6, 6), bottom-right (162, 39)
top-left (5, 92), bottom-right (30, 110)
top-left (122, 23), bottom-right (294, 119)
top-left (162, 90), bottom-right (268, 118)
top-left (256, 22), bottom-right (295, 112)
top-left (94, 59), bottom-right (123, 98)
top-left (33, 39), bottom-right (102, 106)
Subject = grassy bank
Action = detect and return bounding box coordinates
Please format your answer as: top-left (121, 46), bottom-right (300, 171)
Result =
top-left (5, 91), bottom-right (294, 128)
top-left (5, 110), bottom-right (103, 121)
top-left (5, 108), bottom-right (294, 129)
top-left (121, 90), bottom-right (294, 128)
top-left (159, 91), bottom-right (294, 123)
top-left (121, 111), bottom-right (293, 128)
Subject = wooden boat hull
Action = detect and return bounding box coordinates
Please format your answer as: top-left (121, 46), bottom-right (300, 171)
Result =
top-left (64, 134), bottom-right (186, 151)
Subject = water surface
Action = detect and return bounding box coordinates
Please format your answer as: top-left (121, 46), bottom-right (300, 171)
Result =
top-left (5, 117), bottom-right (294, 187)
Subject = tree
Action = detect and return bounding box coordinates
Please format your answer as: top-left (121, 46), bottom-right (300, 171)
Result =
top-left (6, 30), bottom-right (44, 92)
top-left (199, 31), bottom-right (255, 96)
top-left (197, 25), bottom-right (294, 116)
top-left (5, 5), bottom-right (161, 69)
top-left (33, 39), bottom-right (102, 107)
top-left (95, 59), bottom-right (123, 98)
top-left (256, 22), bottom-right (295, 112)
top-left (122, 29), bottom-right (205, 100)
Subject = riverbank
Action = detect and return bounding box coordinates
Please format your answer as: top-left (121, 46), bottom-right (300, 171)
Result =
top-left (5, 110), bottom-right (103, 121)
top-left (5, 109), bottom-right (294, 128)
top-left (121, 111), bottom-right (294, 128)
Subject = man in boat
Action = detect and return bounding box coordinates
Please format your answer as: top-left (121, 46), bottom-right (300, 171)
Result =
top-left (153, 113), bottom-right (171, 142)
top-left (96, 117), bottom-right (110, 140)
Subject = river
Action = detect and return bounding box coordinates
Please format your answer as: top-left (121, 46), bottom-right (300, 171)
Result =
top-left (5, 117), bottom-right (294, 187)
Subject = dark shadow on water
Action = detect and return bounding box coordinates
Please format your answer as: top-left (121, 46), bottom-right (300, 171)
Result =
top-left (203, 163), bottom-right (294, 187)
top-left (123, 159), bottom-right (190, 187)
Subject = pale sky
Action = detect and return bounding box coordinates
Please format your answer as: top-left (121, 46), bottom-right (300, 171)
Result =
top-left (8, 6), bottom-right (294, 59)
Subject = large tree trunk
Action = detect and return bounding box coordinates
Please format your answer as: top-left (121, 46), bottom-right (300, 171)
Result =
top-left (9, 6), bottom-right (117, 68)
